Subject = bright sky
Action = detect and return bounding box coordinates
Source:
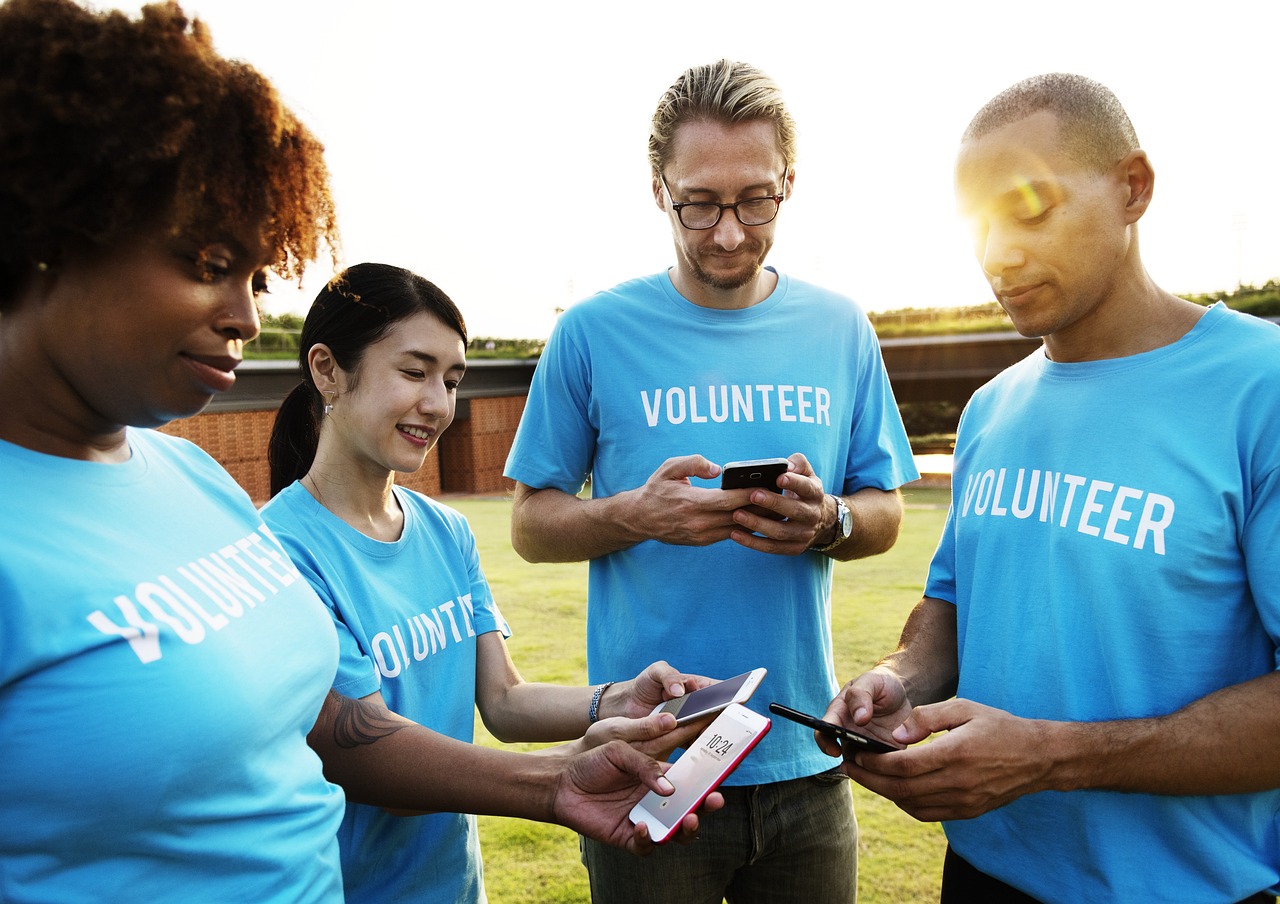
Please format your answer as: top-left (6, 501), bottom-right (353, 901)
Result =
top-left (125, 0), bottom-right (1279, 338)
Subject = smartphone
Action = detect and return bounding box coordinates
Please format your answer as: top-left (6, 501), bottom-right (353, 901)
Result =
top-left (720, 458), bottom-right (789, 519)
top-left (650, 668), bottom-right (767, 725)
top-left (767, 702), bottom-right (900, 754)
top-left (629, 703), bottom-right (771, 843)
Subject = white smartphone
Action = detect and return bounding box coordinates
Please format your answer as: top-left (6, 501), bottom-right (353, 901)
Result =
top-left (650, 668), bottom-right (767, 725)
top-left (629, 703), bottom-right (771, 843)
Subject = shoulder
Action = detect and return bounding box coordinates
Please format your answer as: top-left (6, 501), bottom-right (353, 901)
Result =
top-left (775, 273), bottom-right (876, 332)
top-left (133, 428), bottom-right (246, 494)
top-left (1206, 305), bottom-right (1280, 352)
top-left (259, 480), bottom-right (307, 526)
top-left (778, 273), bottom-right (865, 310)
top-left (395, 486), bottom-right (473, 538)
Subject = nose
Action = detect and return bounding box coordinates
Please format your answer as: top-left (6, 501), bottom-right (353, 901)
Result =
top-left (979, 222), bottom-right (1025, 280)
top-left (417, 379), bottom-right (453, 422)
top-left (711, 210), bottom-right (747, 251)
top-left (214, 280), bottom-right (261, 343)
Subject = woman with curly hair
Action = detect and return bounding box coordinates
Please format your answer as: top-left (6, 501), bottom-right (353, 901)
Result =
top-left (0, 2), bottom-right (711, 901)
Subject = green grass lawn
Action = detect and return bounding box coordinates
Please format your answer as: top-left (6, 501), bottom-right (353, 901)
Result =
top-left (451, 485), bottom-right (952, 903)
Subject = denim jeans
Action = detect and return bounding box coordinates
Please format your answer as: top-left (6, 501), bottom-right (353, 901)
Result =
top-left (582, 769), bottom-right (858, 904)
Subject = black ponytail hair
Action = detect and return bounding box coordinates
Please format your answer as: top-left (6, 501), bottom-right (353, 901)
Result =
top-left (267, 262), bottom-right (467, 497)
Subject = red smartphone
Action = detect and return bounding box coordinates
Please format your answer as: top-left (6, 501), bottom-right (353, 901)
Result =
top-left (629, 704), bottom-right (771, 843)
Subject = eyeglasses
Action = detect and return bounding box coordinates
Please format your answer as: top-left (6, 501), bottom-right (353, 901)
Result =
top-left (660, 169), bottom-right (788, 230)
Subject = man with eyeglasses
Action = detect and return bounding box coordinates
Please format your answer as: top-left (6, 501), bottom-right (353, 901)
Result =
top-left (505, 59), bottom-right (917, 903)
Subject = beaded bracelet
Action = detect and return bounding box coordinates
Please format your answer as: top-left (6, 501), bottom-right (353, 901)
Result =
top-left (588, 681), bottom-right (616, 723)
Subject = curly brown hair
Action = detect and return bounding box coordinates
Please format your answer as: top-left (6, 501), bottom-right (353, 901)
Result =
top-left (0, 0), bottom-right (339, 310)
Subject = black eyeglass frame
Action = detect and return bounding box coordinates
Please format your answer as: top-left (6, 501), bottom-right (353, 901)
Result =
top-left (659, 168), bottom-right (789, 230)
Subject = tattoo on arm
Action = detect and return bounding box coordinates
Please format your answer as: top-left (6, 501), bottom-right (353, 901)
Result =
top-left (326, 690), bottom-right (407, 749)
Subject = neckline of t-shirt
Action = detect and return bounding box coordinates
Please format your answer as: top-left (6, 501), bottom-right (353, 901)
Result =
top-left (658, 267), bottom-right (788, 322)
top-left (1035, 302), bottom-right (1228, 380)
top-left (0, 428), bottom-right (152, 486)
top-left (287, 478), bottom-right (416, 556)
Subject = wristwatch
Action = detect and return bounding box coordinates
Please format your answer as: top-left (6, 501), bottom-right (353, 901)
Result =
top-left (813, 494), bottom-right (852, 553)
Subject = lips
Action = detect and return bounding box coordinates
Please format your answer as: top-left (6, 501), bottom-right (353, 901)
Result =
top-left (398, 424), bottom-right (435, 446)
top-left (181, 353), bottom-right (241, 393)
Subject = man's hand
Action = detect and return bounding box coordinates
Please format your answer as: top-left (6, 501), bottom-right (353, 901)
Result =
top-left (841, 698), bottom-right (1058, 822)
top-left (817, 668), bottom-right (915, 759)
top-left (624, 454), bottom-right (753, 546)
top-left (552, 740), bottom-right (724, 853)
top-left (724, 452), bottom-right (828, 555)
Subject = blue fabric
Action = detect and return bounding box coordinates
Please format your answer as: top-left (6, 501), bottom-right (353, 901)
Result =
top-left (926, 304), bottom-right (1280, 902)
top-left (505, 269), bottom-right (918, 785)
top-left (261, 481), bottom-right (511, 904)
top-left (0, 430), bottom-right (345, 903)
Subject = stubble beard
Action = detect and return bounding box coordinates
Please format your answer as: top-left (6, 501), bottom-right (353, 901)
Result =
top-left (684, 244), bottom-right (767, 292)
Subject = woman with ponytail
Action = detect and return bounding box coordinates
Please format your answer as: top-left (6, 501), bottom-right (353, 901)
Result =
top-left (261, 263), bottom-right (711, 903)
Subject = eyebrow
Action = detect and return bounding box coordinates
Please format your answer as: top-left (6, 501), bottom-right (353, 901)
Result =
top-left (961, 178), bottom-right (1058, 217)
top-left (404, 349), bottom-right (466, 373)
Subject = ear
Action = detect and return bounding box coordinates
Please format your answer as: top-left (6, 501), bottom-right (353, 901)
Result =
top-left (307, 343), bottom-right (340, 392)
top-left (1117, 149), bottom-right (1154, 224)
top-left (653, 172), bottom-right (666, 211)
top-left (783, 165), bottom-right (796, 199)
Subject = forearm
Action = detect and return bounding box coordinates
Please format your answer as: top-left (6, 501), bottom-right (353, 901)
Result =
top-left (308, 691), bottom-right (559, 818)
top-left (1044, 670), bottom-right (1280, 797)
top-left (479, 680), bottom-right (595, 743)
top-left (822, 487), bottom-right (904, 562)
top-left (510, 483), bottom-right (643, 563)
top-left (878, 596), bottom-right (960, 705)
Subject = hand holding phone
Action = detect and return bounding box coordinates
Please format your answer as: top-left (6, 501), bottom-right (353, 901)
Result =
top-left (768, 702), bottom-right (900, 754)
top-left (650, 668), bottom-right (766, 725)
top-left (720, 458), bottom-right (789, 519)
top-left (629, 703), bottom-right (771, 843)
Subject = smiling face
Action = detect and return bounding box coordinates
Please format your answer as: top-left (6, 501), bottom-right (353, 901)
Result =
top-left (955, 109), bottom-right (1144, 356)
top-left (2, 224), bottom-right (268, 458)
top-left (320, 310), bottom-right (466, 478)
top-left (654, 118), bottom-right (793, 309)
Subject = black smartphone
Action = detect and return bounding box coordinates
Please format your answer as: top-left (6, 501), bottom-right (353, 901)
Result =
top-left (768, 702), bottom-right (900, 754)
top-left (720, 458), bottom-right (789, 519)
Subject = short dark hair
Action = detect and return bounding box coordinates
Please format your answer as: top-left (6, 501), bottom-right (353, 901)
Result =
top-left (267, 263), bottom-right (467, 496)
top-left (0, 0), bottom-right (338, 310)
top-left (963, 73), bottom-right (1139, 172)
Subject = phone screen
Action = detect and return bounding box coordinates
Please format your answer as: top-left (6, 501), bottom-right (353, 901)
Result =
top-left (653, 669), bottom-right (763, 723)
top-left (631, 704), bottom-right (770, 840)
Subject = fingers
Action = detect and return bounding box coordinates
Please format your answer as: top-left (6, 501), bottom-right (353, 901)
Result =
top-left (655, 454), bottom-right (722, 482)
top-left (892, 698), bottom-right (972, 744)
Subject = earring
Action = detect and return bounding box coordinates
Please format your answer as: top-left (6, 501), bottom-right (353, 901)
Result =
top-left (35, 261), bottom-right (49, 272)
top-left (321, 390), bottom-right (336, 417)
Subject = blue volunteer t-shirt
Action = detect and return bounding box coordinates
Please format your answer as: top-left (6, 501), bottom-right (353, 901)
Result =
top-left (927, 304), bottom-right (1280, 902)
top-left (505, 269), bottom-right (918, 785)
top-left (0, 429), bottom-right (345, 903)
top-left (262, 481), bottom-right (511, 904)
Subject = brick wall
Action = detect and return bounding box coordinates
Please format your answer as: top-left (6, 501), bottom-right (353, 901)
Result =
top-left (437, 395), bottom-right (527, 495)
